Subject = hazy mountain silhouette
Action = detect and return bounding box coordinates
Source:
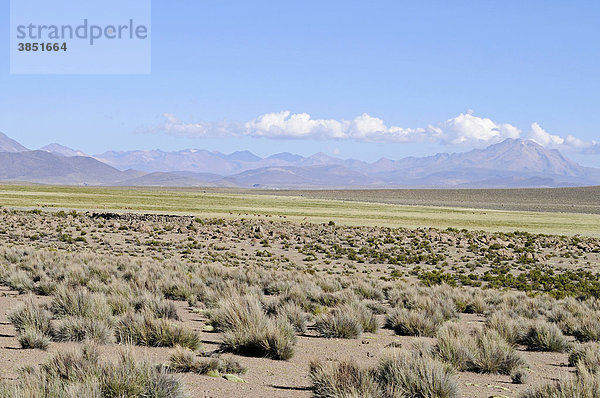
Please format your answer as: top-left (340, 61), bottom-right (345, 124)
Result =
top-left (0, 132), bottom-right (28, 152)
top-left (0, 132), bottom-right (598, 188)
top-left (41, 143), bottom-right (87, 157)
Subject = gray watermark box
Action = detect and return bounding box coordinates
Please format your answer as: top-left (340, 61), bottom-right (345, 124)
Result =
top-left (10, 0), bottom-right (151, 74)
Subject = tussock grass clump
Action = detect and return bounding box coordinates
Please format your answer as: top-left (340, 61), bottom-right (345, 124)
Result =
top-left (569, 342), bottom-right (600, 372)
top-left (386, 308), bottom-right (441, 337)
top-left (471, 329), bottom-right (526, 375)
top-left (133, 294), bottom-right (179, 320)
top-left (435, 323), bottom-right (474, 371)
top-left (209, 294), bottom-right (264, 332)
top-left (346, 302), bottom-right (379, 333)
top-left (115, 312), bottom-right (201, 350)
top-left (574, 316), bottom-right (600, 343)
top-left (464, 293), bottom-right (488, 314)
top-left (4, 269), bottom-right (33, 293)
top-left (309, 360), bottom-right (381, 398)
top-left (309, 349), bottom-right (459, 398)
top-left (377, 350), bottom-right (458, 398)
top-left (548, 306), bottom-right (581, 335)
top-left (51, 285), bottom-right (112, 320)
top-left (8, 296), bottom-right (53, 349)
top-left (54, 317), bottom-right (114, 344)
top-left (485, 311), bottom-right (528, 345)
top-left (169, 347), bottom-right (246, 375)
top-left (211, 295), bottom-right (297, 360)
top-left (520, 364), bottom-right (600, 398)
top-left (353, 282), bottom-right (385, 301)
top-left (222, 316), bottom-right (296, 360)
top-left (278, 302), bottom-right (309, 334)
top-left (523, 321), bottom-right (570, 352)
top-left (8, 296), bottom-right (53, 336)
top-left (315, 302), bottom-right (378, 339)
top-left (315, 311), bottom-right (363, 339)
top-left (18, 327), bottom-right (50, 350)
top-left (2, 343), bottom-right (186, 398)
top-left (168, 346), bottom-right (197, 373)
top-left (435, 326), bottom-right (526, 375)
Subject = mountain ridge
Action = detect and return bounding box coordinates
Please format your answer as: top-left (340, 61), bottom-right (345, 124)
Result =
top-left (0, 132), bottom-right (597, 188)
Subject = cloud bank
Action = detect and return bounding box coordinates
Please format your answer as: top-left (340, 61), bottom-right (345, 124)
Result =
top-left (148, 111), bottom-right (597, 153)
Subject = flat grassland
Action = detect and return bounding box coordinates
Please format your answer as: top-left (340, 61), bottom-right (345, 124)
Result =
top-left (0, 185), bottom-right (599, 236)
top-left (0, 185), bottom-right (599, 398)
top-left (0, 209), bottom-right (599, 397)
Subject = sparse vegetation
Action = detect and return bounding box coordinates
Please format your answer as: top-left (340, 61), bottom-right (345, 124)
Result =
top-left (5, 343), bottom-right (185, 398)
top-left (310, 348), bottom-right (459, 398)
top-left (0, 207), bottom-right (598, 397)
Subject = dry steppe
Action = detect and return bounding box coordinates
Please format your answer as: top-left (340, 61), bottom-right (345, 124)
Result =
top-left (0, 205), bottom-right (598, 397)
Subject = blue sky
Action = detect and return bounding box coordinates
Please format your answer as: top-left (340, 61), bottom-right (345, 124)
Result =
top-left (1, 1), bottom-right (599, 165)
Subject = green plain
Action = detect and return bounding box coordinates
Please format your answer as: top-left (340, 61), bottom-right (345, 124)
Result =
top-left (1, 185), bottom-right (598, 237)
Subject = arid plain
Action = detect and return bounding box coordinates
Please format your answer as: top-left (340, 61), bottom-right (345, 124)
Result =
top-left (0, 186), bottom-right (599, 397)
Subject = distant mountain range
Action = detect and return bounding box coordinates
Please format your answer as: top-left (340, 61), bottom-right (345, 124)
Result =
top-left (0, 131), bottom-right (599, 188)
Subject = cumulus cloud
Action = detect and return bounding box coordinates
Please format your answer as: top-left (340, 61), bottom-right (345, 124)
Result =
top-left (244, 111), bottom-right (347, 140)
top-left (145, 111), bottom-right (595, 153)
top-left (248, 112), bottom-right (444, 143)
top-left (527, 122), bottom-right (599, 153)
top-left (440, 113), bottom-right (521, 145)
top-left (529, 122), bottom-right (564, 146)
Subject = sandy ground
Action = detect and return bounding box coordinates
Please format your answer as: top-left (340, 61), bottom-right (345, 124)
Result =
top-left (0, 288), bottom-right (574, 398)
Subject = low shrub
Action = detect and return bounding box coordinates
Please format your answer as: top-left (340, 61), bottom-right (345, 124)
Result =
top-left (377, 350), bottom-right (458, 398)
top-left (115, 312), bottom-right (201, 350)
top-left (54, 317), bottom-right (114, 344)
top-left (309, 360), bottom-right (381, 398)
top-left (315, 311), bottom-right (363, 339)
top-left (50, 286), bottom-right (112, 320)
top-left (569, 342), bottom-right (600, 372)
top-left (7, 296), bottom-right (53, 336)
top-left (18, 327), bottom-right (50, 350)
top-left (8, 296), bottom-right (53, 349)
top-left (222, 315), bottom-right (296, 360)
top-left (471, 329), bottom-right (526, 375)
top-left (278, 302), bottom-right (309, 334)
top-left (211, 294), bottom-right (297, 360)
top-left (522, 321), bottom-right (569, 352)
top-left (386, 308), bottom-right (441, 337)
top-left (169, 347), bottom-right (246, 375)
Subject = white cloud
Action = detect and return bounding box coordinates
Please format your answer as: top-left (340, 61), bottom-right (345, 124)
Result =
top-left (527, 122), bottom-right (599, 153)
top-left (439, 113), bottom-right (521, 145)
top-left (244, 111), bottom-right (347, 140)
top-left (529, 122), bottom-right (564, 146)
top-left (159, 113), bottom-right (242, 138)
top-left (242, 111), bottom-right (521, 145)
top-left (146, 111), bottom-right (596, 153)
